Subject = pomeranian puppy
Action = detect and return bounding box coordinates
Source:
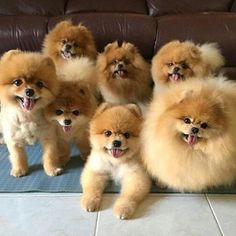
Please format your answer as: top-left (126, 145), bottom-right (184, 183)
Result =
top-left (0, 50), bottom-right (62, 177)
top-left (142, 77), bottom-right (236, 192)
top-left (152, 40), bottom-right (225, 85)
top-left (96, 41), bottom-right (152, 107)
top-left (45, 80), bottom-right (97, 164)
top-left (81, 103), bottom-right (151, 219)
top-left (42, 20), bottom-right (97, 71)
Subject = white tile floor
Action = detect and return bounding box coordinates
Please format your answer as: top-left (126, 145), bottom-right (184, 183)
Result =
top-left (0, 193), bottom-right (235, 236)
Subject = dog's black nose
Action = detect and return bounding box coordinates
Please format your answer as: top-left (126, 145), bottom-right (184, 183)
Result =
top-left (173, 67), bottom-right (180, 73)
top-left (113, 140), bottom-right (122, 148)
top-left (118, 63), bottom-right (124, 70)
top-left (25, 88), bottom-right (35, 97)
top-left (64, 119), bottom-right (72, 126)
top-left (65, 44), bottom-right (72, 51)
top-left (191, 127), bottom-right (199, 134)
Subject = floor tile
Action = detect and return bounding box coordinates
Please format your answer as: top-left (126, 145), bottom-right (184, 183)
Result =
top-left (0, 193), bottom-right (97, 236)
top-left (96, 194), bottom-right (221, 236)
top-left (207, 194), bottom-right (236, 236)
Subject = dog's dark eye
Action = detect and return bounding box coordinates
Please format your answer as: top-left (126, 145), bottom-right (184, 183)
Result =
top-left (72, 110), bottom-right (80, 116)
top-left (124, 59), bottom-right (130, 65)
top-left (182, 63), bottom-right (189, 69)
top-left (104, 130), bottom-right (112, 137)
top-left (167, 62), bottom-right (174, 67)
top-left (12, 79), bottom-right (23, 86)
top-left (111, 60), bottom-right (118, 65)
top-left (61, 39), bottom-right (67, 44)
top-left (74, 43), bottom-right (79, 48)
top-left (201, 123), bottom-right (208, 129)
top-left (183, 118), bottom-right (191, 124)
top-left (123, 132), bottom-right (130, 139)
top-left (55, 109), bottom-right (63, 116)
top-left (36, 81), bottom-right (44, 89)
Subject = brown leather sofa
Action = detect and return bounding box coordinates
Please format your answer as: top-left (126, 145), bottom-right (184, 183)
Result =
top-left (0, 0), bottom-right (236, 78)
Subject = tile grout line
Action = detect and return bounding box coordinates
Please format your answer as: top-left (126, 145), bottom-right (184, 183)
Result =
top-left (94, 211), bottom-right (100, 236)
top-left (205, 194), bottom-right (224, 236)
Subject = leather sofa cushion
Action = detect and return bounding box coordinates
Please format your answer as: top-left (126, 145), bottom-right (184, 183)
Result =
top-left (147, 0), bottom-right (233, 16)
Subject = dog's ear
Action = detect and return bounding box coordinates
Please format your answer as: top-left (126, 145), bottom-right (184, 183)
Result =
top-left (122, 42), bottom-right (138, 54)
top-left (1, 49), bottom-right (22, 63)
top-left (54, 20), bottom-right (72, 30)
top-left (104, 41), bottom-right (119, 53)
top-left (125, 104), bottom-right (142, 118)
top-left (178, 89), bottom-right (193, 104)
top-left (40, 56), bottom-right (56, 70)
top-left (93, 102), bottom-right (113, 117)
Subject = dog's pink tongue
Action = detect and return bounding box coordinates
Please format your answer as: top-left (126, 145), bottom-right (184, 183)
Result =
top-left (62, 126), bottom-right (72, 133)
top-left (118, 70), bottom-right (125, 78)
top-left (23, 97), bottom-right (35, 111)
top-left (171, 74), bottom-right (179, 81)
top-left (111, 149), bottom-right (122, 158)
top-left (187, 135), bottom-right (197, 145)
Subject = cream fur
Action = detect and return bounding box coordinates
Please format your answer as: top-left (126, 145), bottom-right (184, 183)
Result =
top-left (142, 77), bottom-right (236, 192)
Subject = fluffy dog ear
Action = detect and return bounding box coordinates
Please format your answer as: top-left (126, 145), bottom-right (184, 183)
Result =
top-left (125, 104), bottom-right (142, 118)
top-left (41, 57), bottom-right (56, 70)
top-left (122, 42), bottom-right (138, 54)
top-left (178, 90), bottom-right (193, 104)
top-left (54, 20), bottom-right (72, 30)
top-left (94, 102), bottom-right (113, 117)
top-left (104, 41), bottom-right (119, 53)
top-left (1, 49), bottom-right (22, 63)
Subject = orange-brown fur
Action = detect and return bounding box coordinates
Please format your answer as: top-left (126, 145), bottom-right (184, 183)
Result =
top-left (81, 103), bottom-right (151, 219)
top-left (42, 20), bottom-right (97, 71)
top-left (152, 40), bottom-right (224, 85)
top-left (142, 77), bottom-right (236, 192)
top-left (96, 41), bottom-right (152, 106)
top-left (0, 50), bottom-right (62, 177)
top-left (45, 81), bottom-right (97, 164)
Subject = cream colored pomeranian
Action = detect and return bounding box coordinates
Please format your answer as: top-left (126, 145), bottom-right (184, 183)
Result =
top-left (45, 80), bottom-right (97, 164)
top-left (0, 50), bottom-right (62, 177)
top-left (96, 41), bottom-right (152, 107)
top-left (42, 20), bottom-right (97, 72)
top-left (81, 103), bottom-right (151, 219)
top-left (152, 40), bottom-right (225, 85)
top-left (142, 77), bottom-right (236, 192)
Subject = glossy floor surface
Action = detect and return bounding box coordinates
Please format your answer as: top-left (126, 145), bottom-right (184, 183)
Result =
top-left (0, 193), bottom-right (235, 236)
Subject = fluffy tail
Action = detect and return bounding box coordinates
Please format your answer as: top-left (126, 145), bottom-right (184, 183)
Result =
top-left (199, 43), bottom-right (225, 73)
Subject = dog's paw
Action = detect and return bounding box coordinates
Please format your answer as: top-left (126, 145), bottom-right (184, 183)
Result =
top-left (44, 167), bottom-right (63, 176)
top-left (80, 195), bottom-right (101, 212)
top-left (113, 201), bottom-right (136, 220)
top-left (10, 168), bottom-right (28, 177)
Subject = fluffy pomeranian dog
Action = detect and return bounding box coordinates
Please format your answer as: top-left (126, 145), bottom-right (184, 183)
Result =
top-left (45, 80), bottom-right (97, 164)
top-left (142, 77), bottom-right (236, 192)
top-left (152, 40), bottom-right (225, 85)
top-left (81, 103), bottom-right (151, 219)
top-left (42, 20), bottom-right (97, 71)
top-left (0, 50), bottom-right (62, 177)
top-left (96, 41), bottom-right (152, 107)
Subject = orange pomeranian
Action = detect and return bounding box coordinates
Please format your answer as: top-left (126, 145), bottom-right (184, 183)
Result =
top-left (45, 80), bottom-right (97, 164)
top-left (152, 40), bottom-right (225, 85)
top-left (0, 50), bottom-right (62, 177)
top-left (80, 103), bottom-right (151, 219)
top-left (42, 20), bottom-right (97, 72)
top-left (142, 77), bottom-right (236, 192)
top-left (96, 41), bottom-right (152, 108)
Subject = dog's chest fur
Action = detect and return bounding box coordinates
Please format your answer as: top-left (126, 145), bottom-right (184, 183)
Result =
top-left (2, 106), bottom-right (47, 146)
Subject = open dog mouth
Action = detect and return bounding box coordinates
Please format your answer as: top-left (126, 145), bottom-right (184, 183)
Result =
top-left (105, 147), bottom-right (128, 158)
top-left (62, 125), bottom-right (72, 133)
top-left (113, 69), bottom-right (127, 78)
top-left (60, 50), bottom-right (76, 59)
top-left (168, 73), bottom-right (184, 82)
top-left (16, 96), bottom-right (39, 111)
top-left (181, 133), bottom-right (200, 145)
